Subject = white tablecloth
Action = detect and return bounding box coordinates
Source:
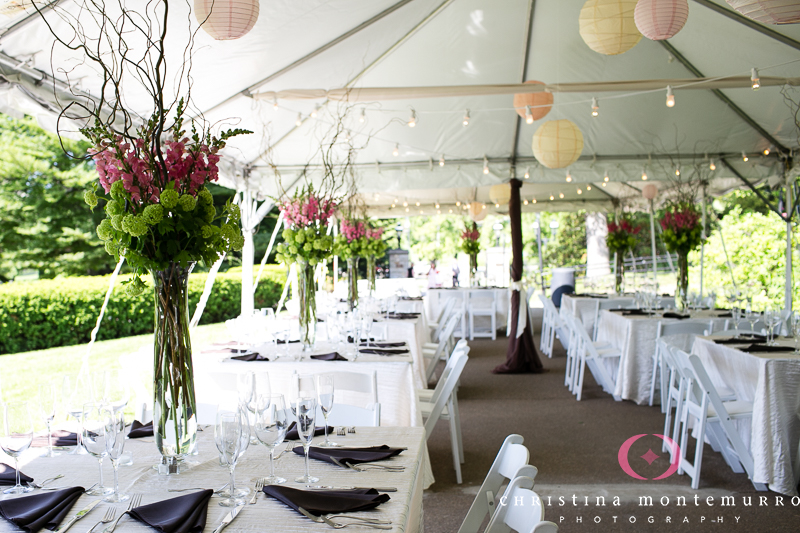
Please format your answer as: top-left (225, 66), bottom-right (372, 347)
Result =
top-left (692, 337), bottom-right (800, 496)
top-left (595, 310), bottom-right (729, 404)
top-left (380, 317), bottom-right (428, 388)
top-left (561, 294), bottom-right (677, 339)
top-left (3, 427), bottom-right (427, 532)
top-left (425, 288), bottom-right (508, 334)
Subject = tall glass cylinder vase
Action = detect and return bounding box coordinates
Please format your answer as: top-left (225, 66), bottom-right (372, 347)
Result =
top-left (346, 257), bottom-right (359, 310)
top-left (297, 258), bottom-right (317, 351)
top-left (614, 252), bottom-right (625, 294)
top-left (151, 262), bottom-right (197, 474)
top-left (676, 251), bottom-right (689, 310)
top-left (366, 256), bottom-right (376, 295)
top-left (469, 254), bottom-right (478, 287)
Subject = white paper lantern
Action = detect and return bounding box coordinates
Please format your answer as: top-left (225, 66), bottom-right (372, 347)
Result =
top-left (726, 1), bottom-right (800, 24)
top-left (489, 184), bottom-right (512, 206)
top-left (469, 202), bottom-right (487, 222)
top-left (532, 120), bottom-right (585, 169)
top-left (579, 0), bottom-right (642, 55)
top-left (635, 0), bottom-right (689, 40)
top-left (195, 0), bottom-right (260, 40)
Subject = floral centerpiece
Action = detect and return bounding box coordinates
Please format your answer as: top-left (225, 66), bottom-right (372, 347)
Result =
top-left (606, 217), bottom-right (641, 293)
top-left (461, 223), bottom-right (481, 287)
top-left (275, 184), bottom-right (337, 349)
top-left (363, 226), bottom-right (388, 294)
top-left (83, 101), bottom-right (249, 470)
top-left (660, 202), bottom-right (704, 307)
top-left (334, 217), bottom-right (369, 309)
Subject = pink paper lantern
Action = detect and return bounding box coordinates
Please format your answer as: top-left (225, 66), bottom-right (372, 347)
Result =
top-left (195, 0), bottom-right (260, 40)
top-left (726, 1), bottom-right (800, 25)
top-left (634, 0), bottom-right (689, 41)
top-left (642, 183), bottom-right (658, 200)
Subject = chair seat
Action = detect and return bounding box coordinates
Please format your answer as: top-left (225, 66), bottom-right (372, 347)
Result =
top-left (596, 347), bottom-right (622, 358)
top-left (418, 398), bottom-right (450, 419)
top-left (424, 342), bottom-right (438, 350)
top-left (708, 400), bottom-right (754, 419)
top-left (717, 385), bottom-right (737, 402)
top-left (416, 389), bottom-right (434, 401)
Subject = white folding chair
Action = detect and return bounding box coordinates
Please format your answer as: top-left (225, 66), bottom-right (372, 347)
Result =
top-left (426, 297), bottom-right (457, 348)
top-left (723, 319), bottom-right (766, 334)
top-left (318, 370), bottom-right (381, 427)
top-left (539, 294), bottom-right (567, 357)
top-left (562, 312), bottom-right (582, 391)
top-left (424, 314), bottom-right (461, 383)
top-left (592, 298), bottom-right (635, 341)
top-left (484, 479), bottom-right (557, 533)
top-left (571, 317), bottom-right (622, 401)
top-left (649, 320), bottom-right (713, 410)
top-left (458, 434), bottom-right (538, 533)
top-left (468, 289), bottom-right (497, 340)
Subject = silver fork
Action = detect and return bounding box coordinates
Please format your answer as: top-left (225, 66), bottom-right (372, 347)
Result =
top-left (273, 443), bottom-right (292, 460)
top-left (298, 507), bottom-right (392, 530)
top-left (248, 479), bottom-right (264, 504)
top-left (345, 461), bottom-right (404, 472)
top-left (88, 508), bottom-right (116, 533)
top-left (102, 493), bottom-right (141, 533)
top-left (26, 474), bottom-right (64, 489)
top-left (167, 484), bottom-right (228, 494)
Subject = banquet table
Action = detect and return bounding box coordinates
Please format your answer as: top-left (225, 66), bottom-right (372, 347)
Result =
top-left (425, 287), bottom-right (509, 337)
top-left (692, 336), bottom-right (800, 496)
top-left (2, 426), bottom-right (427, 532)
top-left (595, 309), bottom-right (729, 404)
top-left (561, 294), bottom-right (676, 339)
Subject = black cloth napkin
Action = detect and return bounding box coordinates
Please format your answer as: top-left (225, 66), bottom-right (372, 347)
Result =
top-left (572, 293), bottom-right (608, 299)
top-left (714, 336), bottom-right (765, 345)
top-left (0, 486), bottom-right (84, 532)
top-left (31, 430), bottom-right (78, 448)
top-left (662, 312), bottom-right (691, 319)
top-left (128, 420), bottom-right (154, 439)
top-left (310, 352), bottom-right (347, 361)
top-left (611, 309), bottom-right (653, 316)
top-left (741, 344), bottom-right (795, 354)
top-left (399, 296), bottom-right (423, 301)
top-left (263, 485), bottom-right (390, 516)
top-left (0, 463), bottom-right (33, 486)
top-left (386, 312), bottom-right (420, 319)
top-left (231, 352), bottom-right (269, 362)
top-left (276, 339), bottom-right (300, 345)
top-left (222, 347), bottom-right (252, 354)
top-left (348, 336), bottom-right (375, 343)
top-left (360, 342), bottom-right (405, 348)
top-left (715, 312), bottom-right (733, 318)
top-left (130, 489), bottom-right (213, 533)
top-left (293, 445), bottom-right (404, 466)
top-left (358, 348), bottom-right (409, 355)
top-left (285, 422), bottom-right (330, 441)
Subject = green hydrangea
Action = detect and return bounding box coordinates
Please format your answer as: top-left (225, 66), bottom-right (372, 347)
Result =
top-left (110, 214), bottom-right (124, 230)
top-left (178, 194), bottom-right (197, 212)
top-left (303, 243), bottom-right (313, 253)
top-left (294, 232), bottom-right (305, 244)
top-left (200, 225), bottom-right (214, 239)
top-left (105, 200), bottom-right (124, 216)
top-left (282, 228), bottom-right (295, 241)
top-left (104, 240), bottom-right (119, 256)
top-left (96, 219), bottom-right (113, 241)
top-left (84, 189), bottom-right (98, 209)
top-left (121, 214), bottom-right (148, 237)
top-left (203, 204), bottom-right (216, 223)
top-left (142, 204), bottom-right (164, 225)
top-left (109, 180), bottom-right (126, 200)
top-left (125, 276), bottom-right (146, 297)
top-left (160, 188), bottom-right (179, 209)
top-left (197, 188), bottom-right (213, 206)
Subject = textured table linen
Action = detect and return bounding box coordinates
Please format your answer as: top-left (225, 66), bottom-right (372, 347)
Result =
top-left (595, 310), bottom-right (728, 404)
top-left (1, 427), bottom-right (427, 532)
top-left (692, 337), bottom-right (800, 496)
top-left (561, 295), bottom-right (676, 339)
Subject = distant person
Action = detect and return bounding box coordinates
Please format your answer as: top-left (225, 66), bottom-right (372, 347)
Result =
top-left (427, 260), bottom-right (439, 288)
top-left (452, 262), bottom-right (460, 287)
top-left (407, 265), bottom-right (414, 278)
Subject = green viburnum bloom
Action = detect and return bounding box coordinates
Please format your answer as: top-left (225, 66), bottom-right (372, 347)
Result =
top-left (200, 225), bottom-right (215, 239)
top-left (110, 214), bottom-right (124, 230)
top-left (125, 276), bottom-right (147, 297)
top-left (142, 204), bottom-right (164, 225)
top-left (84, 189), bottom-right (98, 209)
top-left (227, 204), bottom-right (241, 223)
top-left (178, 194), bottom-right (197, 212)
top-left (231, 234), bottom-right (245, 251)
top-left (282, 228), bottom-right (295, 241)
top-left (121, 214), bottom-right (148, 237)
top-left (160, 188), bottom-right (179, 209)
top-left (303, 243), bottom-right (312, 252)
top-left (96, 219), bottom-right (113, 241)
top-left (104, 240), bottom-right (119, 256)
top-left (197, 188), bottom-right (213, 206)
top-left (105, 200), bottom-right (124, 216)
top-left (203, 204), bottom-right (216, 223)
top-left (110, 180), bottom-right (126, 200)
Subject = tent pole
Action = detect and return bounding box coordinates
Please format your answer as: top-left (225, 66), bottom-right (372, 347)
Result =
top-left (649, 199), bottom-right (658, 288)
top-left (241, 189), bottom-right (256, 317)
top-left (700, 187), bottom-right (707, 298)
top-left (536, 212), bottom-right (545, 293)
top-left (253, 210), bottom-right (281, 292)
top-left (786, 168), bottom-right (793, 312)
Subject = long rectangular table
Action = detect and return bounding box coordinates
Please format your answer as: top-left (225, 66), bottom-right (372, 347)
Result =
top-left (692, 337), bottom-right (800, 496)
top-left (2, 427), bottom-right (427, 532)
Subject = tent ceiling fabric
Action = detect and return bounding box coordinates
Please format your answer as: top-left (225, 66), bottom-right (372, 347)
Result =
top-left (0, 0), bottom-right (797, 214)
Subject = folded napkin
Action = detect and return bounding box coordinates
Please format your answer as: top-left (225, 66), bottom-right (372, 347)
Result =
top-left (741, 344), bottom-right (795, 354)
top-left (128, 420), bottom-right (154, 439)
top-left (386, 312), bottom-right (420, 318)
top-left (385, 315), bottom-right (418, 320)
top-left (130, 489), bottom-right (213, 533)
top-left (230, 352), bottom-right (269, 362)
top-left (358, 348), bottom-right (409, 355)
top-left (285, 422), bottom-right (330, 441)
top-left (294, 445), bottom-right (404, 466)
top-left (263, 485), bottom-right (390, 516)
top-left (662, 312), bottom-right (690, 319)
top-left (359, 342), bottom-right (405, 348)
top-left (399, 296), bottom-right (423, 301)
top-left (31, 430), bottom-right (78, 448)
top-left (223, 347), bottom-right (252, 354)
top-left (348, 336), bottom-right (375, 343)
top-left (310, 352), bottom-right (347, 361)
top-left (715, 312), bottom-right (733, 318)
top-left (0, 463), bottom-right (33, 486)
top-left (714, 337), bottom-right (760, 345)
top-left (0, 486), bottom-right (84, 532)
top-left (276, 339), bottom-right (300, 345)
top-left (612, 309), bottom-right (653, 316)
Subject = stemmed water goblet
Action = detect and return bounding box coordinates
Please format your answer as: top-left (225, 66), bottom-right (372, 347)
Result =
top-left (253, 394), bottom-right (288, 484)
top-left (82, 402), bottom-right (114, 496)
top-left (105, 410), bottom-right (129, 502)
top-left (361, 312), bottom-right (374, 348)
top-left (791, 312), bottom-right (800, 354)
top-left (745, 301), bottom-right (759, 334)
top-left (291, 374), bottom-right (319, 484)
top-left (37, 381), bottom-right (60, 457)
top-left (213, 404), bottom-right (250, 498)
top-left (63, 373), bottom-right (93, 455)
top-left (1, 402), bottom-right (34, 494)
top-left (216, 411), bottom-right (246, 507)
top-left (764, 307), bottom-right (782, 345)
top-left (239, 372), bottom-right (270, 444)
top-left (315, 374), bottom-right (337, 448)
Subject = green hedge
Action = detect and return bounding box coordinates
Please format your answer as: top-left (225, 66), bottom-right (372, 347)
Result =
top-left (0, 265), bottom-right (287, 354)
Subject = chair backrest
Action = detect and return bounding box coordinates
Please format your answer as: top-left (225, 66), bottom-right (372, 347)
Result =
top-left (433, 297), bottom-right (458, 340)
top-left (485, 477), bottom-right (544, 533)
top-left (424, 351), bottom-right (468, 439)
top-left (656, 320), bottom-right (713, 353)
top-left (468, 289), bottom-right (497, 310)
top-left (435, 314), bottom-right (461, 356)
top-left (428, 343), bottom-right (470, 405)
top-left (550, 285), bottom-right (574, 308)
top-left (319, 403), bottom-right (380, 427)
top-left (326, 370), bottom-right (378, 405)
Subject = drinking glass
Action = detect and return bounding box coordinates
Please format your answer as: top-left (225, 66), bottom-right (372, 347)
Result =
top-left (37, 382), bottom-right (60, 457)
top-left (240, 372), bottom-right (270, 444)
top-left (745, 301), bottom-right (758, 333)
top-left (0, 402), bottom-right (34, 494)
top-left (105, 410), bottom-right (129, 502)
top-left (326, 318), bottom-right (340, 345)
top-left (82, 402), bottom-right (113, 496)
top-left (253, 394), bottom-right (288, 484)
top-left (214, 405), bottom-right (250, 498)
top-left (315, 374), bottom-right (337, 448)
top-left (90, 371), bottom-right (109, 406)
top-left (792, 312), bottom-right (800, 354)
top-left (361, 313), bottom-right (373, 348)
top-left (291, 374), bottom-right (319, 484)
top-left (216, 411), bottom-right (246, 507)
top-left (765, 308), bottom-right (782, 345)
top-left (63, 373), bottom-right (93, 455)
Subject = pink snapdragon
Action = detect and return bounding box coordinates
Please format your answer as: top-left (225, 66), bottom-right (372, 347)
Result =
top-left (341, 219), bottom-right (367, 243)
top-left (461, 228), bottom-right (480, 242)
top-left (367, 227), bottom-right (384, 240)
top-left (280, 193), bottom-right (337, 228)
top-left (660, 208), bottom-right (699, 233)
top-left (607, 220), bottom-right (641, 236)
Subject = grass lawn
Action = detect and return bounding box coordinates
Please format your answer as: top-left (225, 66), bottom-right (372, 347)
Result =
top-left (0, 322), bottom-right (228, 428)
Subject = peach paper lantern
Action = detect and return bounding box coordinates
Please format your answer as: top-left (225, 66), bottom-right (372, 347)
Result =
top-left (195, 0), bottom-right (260, 40)
top-left (642, 183), bottom-right (658, 200)
top-left (726, 1), bottom-right (800, 24)
top-left (513, 81), bottom-right (553, 121)
top-left (532, 120), bottom-right (584, 169)
top-left (579, 0), bottom-right (642, 55)
top-left (469, 202), bottom-right (487, 222)
top-left (634, 0), bottom-right (689, 40)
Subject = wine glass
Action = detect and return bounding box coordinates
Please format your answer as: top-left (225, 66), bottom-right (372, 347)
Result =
top-left (214, 405), bottom-right (250, 498)
top-left (82, 402), bottom-right (113, 496)
top-left (732, 307), bottom-right (742, 333)
top-left (90, 371), bottom-right (109, 406)
top-left (63, 373), bottom-right (93, 455)
top-left (253, 394), bottom-right (288, 484)
top-left (0, 402), bottom-right (34, 494)
top-left (792, 312), bottom-right (800, 354)
top-left (765, 307), bottom-right (782, 345)
top-left (105, 410), bottom-right (129, 502)
top-left (216, 411), bottom-right (246, 507)
top-left (291, 374), bottom-right (319, 484)
top-left (37, 381), bottom-right (60, 457)
top-left (240, 372), bottom-right (270, 444)
top-left (361, 312), bottom-right (373, 349)
top-left (326, 318), bottom-right (340, 346)
top-left (744, 301), bottom-right (759, 335)
top-left (315, 374), bottom-right (337, 448)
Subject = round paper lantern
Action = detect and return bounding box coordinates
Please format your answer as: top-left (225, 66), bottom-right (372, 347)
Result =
top-left (469, 202), bottom-right (487, 222)
top-left (489, 184), bottom-right (511, 206)
top-left (726, 1), bottom-right (800, 24)
top-left (513, 81), bottom-right (553, 121)
top-left (634, 0), bottom-right (689, 40)
top-left (195, 0), bottom-right (260, 40)
top-left (579, 0), bottom-right (642, 55)
top-left (532, 120), bottom-right (584, 169)
top-left (642, 183), bottom-right (659, 200)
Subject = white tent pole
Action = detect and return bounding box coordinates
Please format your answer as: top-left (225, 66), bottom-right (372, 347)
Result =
top-left (785, 170), bottom-right (793, 312)
top-left (333, 223), bottom-right (339, 294)
top-left (190, 253), bottom-right (226, 329)
top-left (78, 256), bottom-right (125, 378)
top-left (253, 211), bottom-right (282, 293)
top-left (536, 213), bottom-right (545, 293)
top-left (241, 189), bottom-right (256, 317)
top-left (700, 187), bottom-right (707, 298)
top-left (649, 199), bottom-right (658, 288)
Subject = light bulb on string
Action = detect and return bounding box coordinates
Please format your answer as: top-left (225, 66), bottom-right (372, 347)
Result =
top-left (415, 201), bottom-right (420, 206)
top-left (742, 151), bottom-right (748, 162)
top-left (437, 209), bottom-right (441, 215)
top-left (359, 108), bottom-right (365, 123)
top-left (525, 105), bottom-right (533, 125)
top-left (449, 208), bottom-right (453, 213)
top-left (456, 201), bottom-right (461, 206)
top-left (391, 203), bottom-right (396, 208)
top-left (532, 198), bottom-right (537, 204)
top-left (641, 168), bottom-right (648, 180)
top-left (524, 199), bottom-right (529, 205)
top-left (483, 156), bottom-right (489, 175)
top-left (408, 109), bottom-right (416, 128)
top-left (482, 204), bottom-right (486, 210)
top-left (559, 192), bottom-right (564, 199)
top-left (565, 170), bottom-right (572, 183)
top-left (602, 182), bottom-right (607, 187)
top-left (462, 109), bottom-right (470, 127)
top-left (295, 113), bottom-right (302, 127)
top-left (577, 188), bottom-right (583, 195)
top-left (524, 167), bottom-right (530, 179)
top-left (310, 106), bottom-right (318, 118)
top-left (439, 155), bottom-right (445, 167)
top-left (591, 97), bottom-right (599, 117)
top-left (495, 203), bottom-right (500, 208)
top-left (675, 167), bottom-right (681, 176)
top-left (763, 147), bottom-right (771, 156)
top-left (405, 207), bottom-right (409, 212)
top-left (402, 201), bottom-right (408, 207)
top-left (550, 194), bottom-right (555, 201)
top-left (666, 85), bottom-right (675, 108)
top-left (586, 185), bottom-right (592, 191)
top-left (709, 159), bottom-right (716, 171)
top-left (604, 171), bottom-right (609, 182)
top-left (751, 68), bottom-right (760, 91)
top-left (272, 98), bottom-right (278, 111)
top-left (435, 202), bottom-right (440, 208)
top-left (393, 144), bottom-right (399, 157)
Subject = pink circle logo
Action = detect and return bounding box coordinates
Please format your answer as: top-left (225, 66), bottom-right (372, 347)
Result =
top-left (618, 434), bottom-right (681, 480)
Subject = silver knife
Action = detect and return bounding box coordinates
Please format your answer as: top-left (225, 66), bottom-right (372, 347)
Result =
top-left (212, 504), bottom-right (244, 533)
top-left (54, 499), bottom-right (101, 533)
top-left (306, 486), bottom-right (397, 492)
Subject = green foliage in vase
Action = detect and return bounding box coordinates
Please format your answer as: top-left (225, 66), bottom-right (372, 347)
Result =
top-left (659, 202), bottom-right (705, 255)
top-left (606, 215), bottom-right (641, 255)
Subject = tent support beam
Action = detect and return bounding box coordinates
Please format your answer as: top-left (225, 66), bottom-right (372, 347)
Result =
top-left (785, 168), bottom-right (793, 311)
top-left (691, 0), bottom-right (800, 52)
top-left (659, 40), bottom-right (788, 154)
top-left (508, 0), bottom-right (536, 168)
top-left (720, 157), bottom-right (786, 221)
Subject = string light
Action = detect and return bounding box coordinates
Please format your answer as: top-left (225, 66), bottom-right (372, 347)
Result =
top-left (393, 144), bottom-right (399, 157)
top-left (763, 147), bottom-right (771, 156)
top-left (391, 203), bottom-right (396, 208)
top-left (402, 201), bottom-right (408, 207)
top-left (742, 151), bottom-right (749, 162)
top-left (405, 207), bottom-right (409, 212)
top-left (482, 204), bottom-right (486, 210)
top-left (359, 108), bottom-right (366, 122)
top-left (408, 109), bottom-right (417, 128)
top-left (586, 184), bottom-right (592, 191)
top-left (709, 159), bottom-right (716, 171)
top-left (524, 167), bottom-right (530, 179)
top-left (559, 192), bottom-right (564, 199)
top-left (602, 181), bottom-right (607, 187)
top-left (525, 105), bottom-right (533, 125)
top-left (641, 167), bottom-right (648, 180)
top-left (565, 170), bottom-right (572, 183)
top-left (523, 199), bottom-right (529, 205)
top-left (591, 97), bottom-right (599, 117)
top-left (272, 98), bottom-right (278, 110)
top-left (751, 68), bottom-right (760, 91)
top-left (495, 203), bottom-right (500, 208)
top-left (666, 85), bottom-right (675, 108)
top-left (437, 209), bottom-right (441, 214)
top-left (439, 155), bottom-right (445, 167)
top-left (550, 194), bottom-right (555, 201)
top-left (295, 113), bottom-right (302, 127)
top-left (462, 109), bottom-right (470, 127)
top-left (532, 198), bottom-right (537, 204)
top-left (456, 201), bottom-right (461, 206)
top-left (577, 188), bottom-right (583, 195)
top-left (604, 171), bottom-right (610, 182)
top-left (310, 106), bottom-right (318, 118)
top-left (435, 202), bottom-right (440, 208)
top-left (675, 167), bottom-right (680, 176)
top-left (449, 208), bottom-right (453, 213)
top-left (483, 156), bottom-right (489, 175)
top-left (415, 201), bottom-right (420, 206)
